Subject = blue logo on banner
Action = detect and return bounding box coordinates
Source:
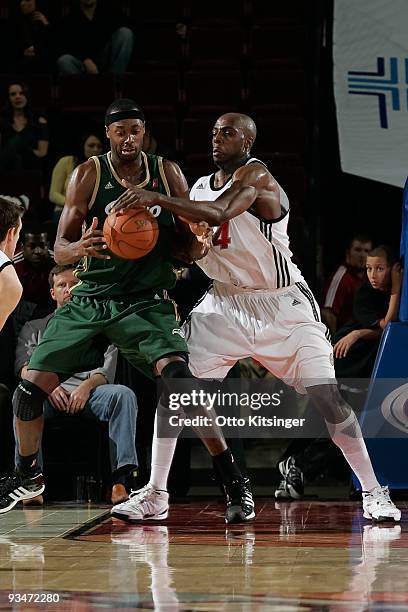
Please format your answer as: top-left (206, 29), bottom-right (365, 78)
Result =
top-left (347, 57), bottom-right (408, 129)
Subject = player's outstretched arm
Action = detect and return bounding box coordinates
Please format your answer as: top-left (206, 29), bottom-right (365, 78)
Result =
top-left (112, 161), bottom-right (258, 226)
top-left (161, 160), bottom-right (212, 261)
top-left (54, 160), bottom-right (110, 265)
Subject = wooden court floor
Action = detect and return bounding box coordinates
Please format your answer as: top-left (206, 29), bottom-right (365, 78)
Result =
top-left (0, 499), bottom-right (407, 610)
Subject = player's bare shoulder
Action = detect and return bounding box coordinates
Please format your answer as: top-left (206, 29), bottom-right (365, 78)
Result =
top-left (65, 157), bottom-right (98, 206)
top-left (233, 161), bottom-right (281, 220)
top-left (71, 157), bottom-right (98, 187)
top-left (162, 158), bottom-right (189, 197)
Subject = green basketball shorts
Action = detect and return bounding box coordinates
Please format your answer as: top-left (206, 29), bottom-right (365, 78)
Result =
top-left (28, 295), bottom-right (188, 378)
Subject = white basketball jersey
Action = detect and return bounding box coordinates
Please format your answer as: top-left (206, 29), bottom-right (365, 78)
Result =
top-left (190, 158), bottom-right (303, 290)
top-left (0, 248), bottom-right (11, 272)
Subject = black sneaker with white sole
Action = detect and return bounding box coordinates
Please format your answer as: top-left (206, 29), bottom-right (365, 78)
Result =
top-left (224, 477), bottom-right (255, 524)
top-left (0, 470), bottom-right (45, 514)
top-left (277, 456), bottom-right (304, 500)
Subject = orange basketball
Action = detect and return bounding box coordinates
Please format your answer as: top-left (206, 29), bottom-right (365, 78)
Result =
top-left (103, 208), bottom-right (159, 260)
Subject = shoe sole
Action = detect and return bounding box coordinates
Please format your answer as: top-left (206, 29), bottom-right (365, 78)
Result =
top-left (274, 490), bottom-right (291, 499)
top-left (111, 509), bottom-right (169, 523)
top-left (0, 485), bottom-right (45, 514)
top-left (363, 511), bottom-right (401, 522)
top-left (225, 509), bottom-right (255, 524)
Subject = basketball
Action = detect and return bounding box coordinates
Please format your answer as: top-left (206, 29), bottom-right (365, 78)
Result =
top-left (103, 208), bottom-right (159, 259)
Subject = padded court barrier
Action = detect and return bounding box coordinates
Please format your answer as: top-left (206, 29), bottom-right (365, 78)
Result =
top-left (352, 322), bottom-right (408, 490)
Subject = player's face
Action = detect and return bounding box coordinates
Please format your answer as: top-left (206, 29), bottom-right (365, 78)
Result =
top-left (8, 84), bottom-right (27, 110)
top-left (211, 119), bottom-right (247, 165)
top-left (366, 256), bottom-right (391, 291)
top-left (346, 240), bottom-right (372, 270)
top-left (23, 232), bottom-right (49, 265)
top-left (84, 135), bottom-right (102, 159)
top-left (51, 270), bottom-right (77, 308)
top-left (106, 119), bottom-right (145, 162)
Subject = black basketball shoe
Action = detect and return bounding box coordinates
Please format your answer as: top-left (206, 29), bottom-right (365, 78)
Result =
top-left (0, 470), bottom-right (45, 514)
top-left (224, 477), bottom-right (255, 524)
top-left (275, 456), bottom-right (304, 500)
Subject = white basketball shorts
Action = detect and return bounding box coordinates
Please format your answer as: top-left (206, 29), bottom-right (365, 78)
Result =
top-left (184, 281), bottom-right (336, 394)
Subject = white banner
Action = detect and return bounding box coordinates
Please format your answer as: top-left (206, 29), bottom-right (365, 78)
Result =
top-left (333, 0), bottom-right (408, 187)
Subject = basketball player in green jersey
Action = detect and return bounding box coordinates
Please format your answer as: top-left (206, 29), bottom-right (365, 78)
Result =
top-left (1, 99), bottom-right (257, 523)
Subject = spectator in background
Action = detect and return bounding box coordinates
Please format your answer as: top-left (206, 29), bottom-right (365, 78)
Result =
top-left (49, 131), bottom-right (103, 221)
top-left (56, 0), bottom-right (134, 75)
top-left (333, 245), bottom-right (402, 379)
top-left (0, 82), bottom-right (49, 172)
top-left (15, 264), bottom-right (138, 505)
top-left (8, 0), bottom-right (54, 73)
top-left (13, 225), bottom-right (55, 324)
top-left (321, 234), bottom-right (373, 335)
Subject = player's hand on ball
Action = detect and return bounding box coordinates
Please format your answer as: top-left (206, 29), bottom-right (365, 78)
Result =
top-left (191, 222), bottom-right (212, 241)
top-left (111, 180), bottom-right (159, 213)
top-left (76, 217), bottom-right (110, 260)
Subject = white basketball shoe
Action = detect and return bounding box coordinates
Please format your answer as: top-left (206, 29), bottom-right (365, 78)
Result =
top-left (362, 486), bottom-right (401, 522)
top-left (111, 483), bottom-right (169, 522)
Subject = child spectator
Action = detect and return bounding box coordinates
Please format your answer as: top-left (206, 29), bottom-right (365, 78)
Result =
top-left (333, 245), bottom-right (402, 379)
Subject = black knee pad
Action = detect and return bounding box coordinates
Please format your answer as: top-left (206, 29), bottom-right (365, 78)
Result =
top-left (161, 360), bottom-right (192, 381)
top-left (13, 380), bottom-right (47, 421)
top-left (160, 360), bottom-right (212, 414)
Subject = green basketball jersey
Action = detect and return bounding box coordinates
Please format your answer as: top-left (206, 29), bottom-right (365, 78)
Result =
top-left (72, 151), bottom-right (177, 299)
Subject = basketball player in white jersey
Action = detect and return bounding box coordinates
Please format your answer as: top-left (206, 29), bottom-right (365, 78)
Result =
top-left (112, 113), bottom-right (400, 523)
top-left (0, 198), bottom-right (23, 331)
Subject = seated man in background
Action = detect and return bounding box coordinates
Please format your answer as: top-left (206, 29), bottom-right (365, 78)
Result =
top-left (56, 0), bottom-right (133, 75)
top-left (321, 234), bottom-right (373, 335)
top-left (14, 264), bottom-right (138, 505)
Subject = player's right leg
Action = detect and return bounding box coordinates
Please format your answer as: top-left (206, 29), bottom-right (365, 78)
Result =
top-left (0, 370), bottom-right (59, 514)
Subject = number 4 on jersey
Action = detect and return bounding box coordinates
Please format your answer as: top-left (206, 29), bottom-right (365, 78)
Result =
top-left (213, 222), bottom-right (231, 249)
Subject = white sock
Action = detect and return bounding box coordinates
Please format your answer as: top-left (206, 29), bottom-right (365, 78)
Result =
top-left (149, 406), bottom-right (183, 491)
top-left (325, 411), bottom-right (380, 492)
